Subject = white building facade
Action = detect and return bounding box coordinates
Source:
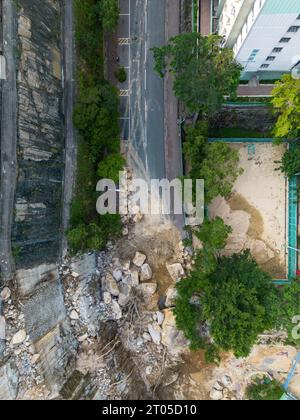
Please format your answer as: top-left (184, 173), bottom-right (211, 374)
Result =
top-left (217, 0), bottom-right (300, 80)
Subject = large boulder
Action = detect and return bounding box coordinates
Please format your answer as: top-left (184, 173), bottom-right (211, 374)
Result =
top-left (148, 324), bottom-right (162, 345)
top-left (133, 252), bottom-right (146, 267)
top-left (166, 263), bottom-right (185, 282)
top-left (165, 285), bottom-right (178, 308)
top-left (161, 309), bottom-right (189, 354)
top-left (0, 317), bottom-right (6, 340)
top-left (102, 274), bottom-right (120, 297)
top-left (140, 264), bottom-right (153, 282)
top-left (139, 282), bottom-right (157, 298)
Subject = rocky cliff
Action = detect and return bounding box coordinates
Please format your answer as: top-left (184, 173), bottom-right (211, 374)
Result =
top-left (12, 0), bottom-right (64, 269)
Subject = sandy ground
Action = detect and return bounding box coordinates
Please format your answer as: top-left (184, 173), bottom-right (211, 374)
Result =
top-left (210, 143), bottom-right (287, 279)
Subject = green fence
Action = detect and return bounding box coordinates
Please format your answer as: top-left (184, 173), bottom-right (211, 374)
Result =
top-left (288, 175), bottom-right (298, 280)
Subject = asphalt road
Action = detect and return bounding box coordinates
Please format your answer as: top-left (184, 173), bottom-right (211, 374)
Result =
top-left (127, 0), bottom-right (166, 180)
top-left (0, 0), bottom-right (17, 282)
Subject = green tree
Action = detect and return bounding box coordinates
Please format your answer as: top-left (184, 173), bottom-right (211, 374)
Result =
top-left (184, 122), bottom-right (242, 203)
top-left (97, 153), bottom-right (126, 183)
top-left (195, 217), bottom-right (232, 251)
top-left (275, 143), bottom-right (300, 177)
top-left (152, 33), bottom-right (242, 113)
top-left (73, 82), bottom-right (120, 162)
top-left (175, 216), bottom-right (281, 360)
top-left (95, 0), bottom-right (119, 31)
top-left (174, 218), bottom-right (232, 353)
top-left (203, 251), bottom-right (281, 358)
top-left (271, 75), bottom-right (300, 139)
top-left (278, 281), bottom-right (300, 346)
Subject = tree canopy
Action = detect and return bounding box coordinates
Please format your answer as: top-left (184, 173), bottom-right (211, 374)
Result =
top-left (271, 74), bottom-right (300, 139)
top-left (174, 219), bottom-right (283, 362)
top-left (152, 33), bottom-right (242, 114)
top-left (184, 122), bottom-right (242, 203)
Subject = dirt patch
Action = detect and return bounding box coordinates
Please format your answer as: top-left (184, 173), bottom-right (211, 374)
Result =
top-left (228, 193), bottom-right (264, 239)
top-left (210, 143), bottom-right (287, 279)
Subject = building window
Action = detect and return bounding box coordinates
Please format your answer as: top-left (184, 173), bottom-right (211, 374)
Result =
top-left (260, 64), bottom-right (270, 69)
top-left (297, 14), bottom-right (300, 20)
top-left (288, 25), bottom-right (300, 32)
top-left (266, 56), bottom-right (276, 61)
top-left (280, 37), bottom-right (291, 43)
top-left (272, 47), bottom-right (283, 53)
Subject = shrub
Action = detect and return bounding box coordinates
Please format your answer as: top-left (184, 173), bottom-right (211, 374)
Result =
top-left (246, 377), bottom-right (283, 400)
top-left (97, 153), bottom-right (126, 183)
top-left (115, 66), bottom-right (127, 83)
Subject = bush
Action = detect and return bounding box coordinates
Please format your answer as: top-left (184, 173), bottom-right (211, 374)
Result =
top-left (275, 143), bottom-right (300, 177)
top-left (184, 122), bottom-right (242, 203)
top-left (97, 153), bottom-right (126, 183)
top-left (115, 66), bottom-right (127, 83)
top-left (246, 377), bottom-right (283, 400)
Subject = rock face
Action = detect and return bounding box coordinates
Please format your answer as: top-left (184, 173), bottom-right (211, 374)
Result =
top-left (12, 0), bottom-right (64, 269)
top-left (0, 360), bottom-right (19, 400)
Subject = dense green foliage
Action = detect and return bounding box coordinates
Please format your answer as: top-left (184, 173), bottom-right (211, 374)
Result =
top-left (275, 143), bottom-right (300, 177)
top-left (246, 377), bottom-right (283, 401)
top-left (152, 33), bottom-right (242, 114)
top-left (272, 75), bottom-right (300, 139)
top-left (204, 252), bottom-right (281, 358)
top-left (115, 66), bottom-right (127, 83)
top-left (174, 219), bottom-right (286, 362)
top-left (279, 281), bottom-right (300, 347)
top-left (97, 154), bottom-right (126, 183)
top-left (184, 122), bottom-right (242, 203)
top-left (175, 217), bottom-right (300, 362)
top-left (69, 0), bottom-right (123, 255)
top-left (271, 75), bottom-right (300, 176)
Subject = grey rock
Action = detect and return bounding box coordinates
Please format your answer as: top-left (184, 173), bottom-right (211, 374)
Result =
top-left (148, 324), bottom-right (162, 345)
top-left (112, 269), bottom-right (123, 282)
top-left (165, 285), bottom-right (178, 308)
top-left (166, 263), bottom-right (185, 282)
top-left (11, 330), bottom-right (27, 346)
top-left (111, 301), bottom-right (122, 321)
top-left (140, 264), bottom-right (153, 282)
top-left (139, 283), bottom-right (157, 297)
top-left (133, 252), bottom-right (146, 267)
top-left (102, 274), bottom-right (120, 297)
top-left (210, 389), bottom-right (223, 400)
top-left (0, 287), bottom-right (11, 302)
top-left (0, 316), bottom-right (6, 340)
top-left (156, 311), bottom-right (165, 326)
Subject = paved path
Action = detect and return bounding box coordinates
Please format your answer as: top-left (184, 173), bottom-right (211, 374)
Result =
top-left (0, 0), bottom-right (17, 283)
top-left (61, 0), bottom-right (76, 255)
